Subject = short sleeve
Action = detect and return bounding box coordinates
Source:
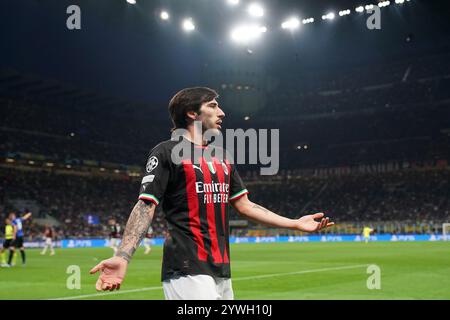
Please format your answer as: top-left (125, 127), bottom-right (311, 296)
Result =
top-left (228, 165), bottom-right (249, 201)
top-left (138, 144), bottom-right (170, 206)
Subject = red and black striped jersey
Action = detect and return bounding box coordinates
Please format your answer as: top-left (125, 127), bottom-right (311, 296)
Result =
top-left (138, 137), bottom-right (248, 281)
top-left (110, 224), bottom-right (121, 238)
top-left (44, 227), bottom-right (54, 238)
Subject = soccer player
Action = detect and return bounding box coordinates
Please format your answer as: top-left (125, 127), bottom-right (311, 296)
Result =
top-left (40, 224), bottom-right (55, 255)
top-left (143, 226), bottom-right (153, 255)
top-left (1, 218), bottom-right (14, 267)
top-left (108, 218), bottom-right (121, 254)
top-left (363, 226), bottom-right (374, 243)
top-left (90, 87), bottom-right (334, 299)
top-left (8, 211), bottom-right (32, 266)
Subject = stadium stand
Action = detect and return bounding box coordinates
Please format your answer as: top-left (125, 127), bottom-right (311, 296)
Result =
top-left (1, 52), bottom-right (449, 239)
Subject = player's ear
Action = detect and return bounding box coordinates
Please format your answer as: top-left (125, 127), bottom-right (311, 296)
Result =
top-left (186, 111), bottom-right (198, 121)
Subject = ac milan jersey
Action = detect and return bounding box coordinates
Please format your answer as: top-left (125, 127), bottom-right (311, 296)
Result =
top-left (138, 137), bottom-right (248, 281)
top-left (44, 227), bottom-right (54, 238)
top-left (110, 224), bottom-right (121, 238)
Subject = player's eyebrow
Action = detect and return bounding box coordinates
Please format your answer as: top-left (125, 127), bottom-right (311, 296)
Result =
top-left (206, 101), bottom-right (218, 107)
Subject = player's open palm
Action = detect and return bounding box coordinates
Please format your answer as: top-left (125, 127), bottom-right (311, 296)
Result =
top-left (296, 212), bottom-right (334, 232)
top-left (89, 256), bottom-right (128, 291)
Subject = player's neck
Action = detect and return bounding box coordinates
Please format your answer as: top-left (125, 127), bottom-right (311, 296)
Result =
top-left (184, 127), bottom-right (207, 146)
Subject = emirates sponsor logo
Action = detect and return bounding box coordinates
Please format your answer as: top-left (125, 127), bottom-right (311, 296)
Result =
top-left (195, 182), bottom-right (229, 193)
top-left (195, 182), bottom-right (230, 204)
top-left (202, 193), bottom-right (229, 204)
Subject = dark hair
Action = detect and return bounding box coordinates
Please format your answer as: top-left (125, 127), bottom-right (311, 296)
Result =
top-left (168, 87), bottom-right (218, 131)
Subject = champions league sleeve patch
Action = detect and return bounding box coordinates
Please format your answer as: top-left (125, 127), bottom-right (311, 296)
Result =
top-left (146, 156), bottom-right (159, 173)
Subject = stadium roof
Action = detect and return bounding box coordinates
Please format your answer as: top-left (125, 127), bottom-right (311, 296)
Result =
top-left (1, 0), bottom-right (450, 105)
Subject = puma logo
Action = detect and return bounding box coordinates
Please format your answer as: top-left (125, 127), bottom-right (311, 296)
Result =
top-left (192, 164), bottom-right (203, 174)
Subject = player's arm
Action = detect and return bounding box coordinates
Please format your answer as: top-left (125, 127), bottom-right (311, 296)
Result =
top-left (21, 212), bottom-right (32, 220)
top-left (231, 194), bottom-right (334, 233)
top-left (115, 201), bottom-right (155, 261)
top-left (90, 200), bottom-right (156, 291)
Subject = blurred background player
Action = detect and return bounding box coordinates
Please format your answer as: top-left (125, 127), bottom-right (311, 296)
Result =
top-left (41, 224), bottom-right (55, 256)
top-left (108, 218), bottom-right (121, 254)
top-left (1, 218), bottom-right (14, 267)
top-left (363, 226), bottom-right (374, 243)
top-left (8, 211), bottom-right (32, 266)
top-left (143, 226), bottom-right (153, 255)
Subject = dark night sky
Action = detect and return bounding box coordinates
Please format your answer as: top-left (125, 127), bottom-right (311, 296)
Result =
top-left (1, 0), bottom-right (449, 106)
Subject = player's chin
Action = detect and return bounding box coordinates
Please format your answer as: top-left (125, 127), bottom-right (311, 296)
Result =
top-left (208, 127), bottom-right (222, 135)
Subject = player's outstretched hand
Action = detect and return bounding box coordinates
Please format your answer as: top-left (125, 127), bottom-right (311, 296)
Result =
top-left (296, 212), bottom-right (335, 233)
top-left (89, 256), bottom-right (128, 291)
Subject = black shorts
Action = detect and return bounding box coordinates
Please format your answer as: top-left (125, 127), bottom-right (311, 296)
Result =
top-left (2, 239), bottom-right (12, 249)
top-left (12, 236), bottom-right (24, 248)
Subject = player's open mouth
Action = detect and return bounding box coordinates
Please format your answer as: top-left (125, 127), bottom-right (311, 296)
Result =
top-left (216, 121), bottom-right (222, 128)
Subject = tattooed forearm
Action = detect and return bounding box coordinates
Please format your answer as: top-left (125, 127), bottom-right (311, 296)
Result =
top-left (243, 202), bottom-right (296, 229)
top-left (115, 200), bottom-right (155, 262)
top-left (252, 204), bottom-right (271, 214)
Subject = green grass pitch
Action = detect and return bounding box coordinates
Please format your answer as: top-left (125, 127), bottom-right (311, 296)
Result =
top-left (1, 242), bottom-right (449, 300)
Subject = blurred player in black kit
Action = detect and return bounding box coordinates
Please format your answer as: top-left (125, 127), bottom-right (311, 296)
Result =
top-left (108, 218), bottom-right (121, 254)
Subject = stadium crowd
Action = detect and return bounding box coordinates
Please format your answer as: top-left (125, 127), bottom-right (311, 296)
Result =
top-left (244, 169), bottom-right (450, 223)
top-left (266, 52), bottom-right (450, 116)
top-left (0, 168), bottom-right (167, 240)
top-left (1, 52), bottom-right (450, 169)
top-left (1, 166), bottom-right (449, 240)
top-left (1, 51), bottom-right (449, 240)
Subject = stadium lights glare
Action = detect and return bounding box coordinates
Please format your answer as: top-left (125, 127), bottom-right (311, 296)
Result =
top-left (248, 3), bottom-right (264, 17)
top-left (322, 12), bottom-right (335, 20)
top-left (378, 1), bottom-right (391, 7)
top-left (231, 24), bottom-right (266, 43)
top-left (365, 4), bottom-right (374, 10)
top-left (338, 9), bottom-right (351, 16)
top-left (182, 18), bottom-right (195, 32)
top-left (126, 0), bottom-right (136, 4)
top-left (355, 6), bottom-right (364, 12)
top-left (160, 11), bottom-right (170, 20)
top-left (227, 0), bottom-right (240, 5)
top-left (281, 17), bottom-right (300, 30)
top-left (302, 17), bottom-right (314, 24)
